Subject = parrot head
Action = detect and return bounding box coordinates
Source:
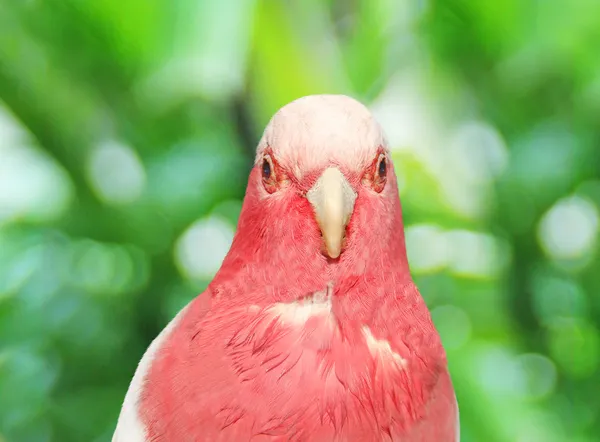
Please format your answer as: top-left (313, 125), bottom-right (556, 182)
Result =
top-left (214, 94), bottom-right (410, 302)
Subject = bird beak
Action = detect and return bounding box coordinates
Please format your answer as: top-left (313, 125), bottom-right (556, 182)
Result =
top-left (306, 167), bottom-right (357, 259)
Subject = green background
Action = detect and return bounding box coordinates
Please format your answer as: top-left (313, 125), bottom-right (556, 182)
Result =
top-left (1, 0), bottom-right (599, 441)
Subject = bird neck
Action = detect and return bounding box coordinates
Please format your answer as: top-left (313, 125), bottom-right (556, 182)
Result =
top-left (209, 178), bottom-right (413, 308)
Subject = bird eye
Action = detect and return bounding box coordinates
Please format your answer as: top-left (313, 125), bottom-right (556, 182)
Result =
top-left (262, 158), bottom-right (272, 180)
top-left (370, 153), bottom-right (387, 193)
top-left (378, 157), bottom-right (387, 178)
top-left (261, 154), bottom-right (279, 193)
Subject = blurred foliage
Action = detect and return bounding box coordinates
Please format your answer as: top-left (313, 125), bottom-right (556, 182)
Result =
top-left (0, 0), bottom-right (599, 441)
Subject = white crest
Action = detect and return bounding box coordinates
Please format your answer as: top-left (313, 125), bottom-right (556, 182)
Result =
top-left (256, 95), bottom-right (389, 177)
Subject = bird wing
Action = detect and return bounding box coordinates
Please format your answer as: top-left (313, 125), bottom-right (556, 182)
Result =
top-left (363, 282), bottom-right (460, 441)
top-left (112, 293), bottom-right (212, 442)
top-left (455, 394), bottom-right (460, 441)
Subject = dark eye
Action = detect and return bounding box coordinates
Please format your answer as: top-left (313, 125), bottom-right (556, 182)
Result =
top-left (378, 157), bottom-right (387, 178)
top-left (262, 158), bottom-right (271, 180)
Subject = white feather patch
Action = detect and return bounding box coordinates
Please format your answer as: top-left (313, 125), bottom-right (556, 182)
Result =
top-left (266, 283), bottom-right (334, 326)
top-left (112, 303), bottom-right (191, 442)
top-left (362, 326), bottom-right (407, 367)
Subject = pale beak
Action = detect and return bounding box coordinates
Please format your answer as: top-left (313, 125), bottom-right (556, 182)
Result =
top-left (306, 167), bottom-right (357, 259)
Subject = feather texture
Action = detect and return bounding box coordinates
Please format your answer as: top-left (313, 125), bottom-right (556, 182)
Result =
top-left (113, 95), bottom-right (459, 441)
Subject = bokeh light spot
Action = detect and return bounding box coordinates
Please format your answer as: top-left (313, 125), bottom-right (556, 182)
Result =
top-left (405, 224), bottom-right (448, 273)
top-left (0, 107), bottom-right (73, 225)
top-left (516, 353), bottom-right (557, 399)
top-left (447, 120), bottom-right (509, 182)
top-left (476, 347), bottom-right (523, 396)
top-left (538, 195), bottom-right (598, 262)
top-left (446, 230), bottom-right (509, 278)
top-left (87, 140), bottom-right (146, 205)
top-left (175, 215), bottom-right (235, 280)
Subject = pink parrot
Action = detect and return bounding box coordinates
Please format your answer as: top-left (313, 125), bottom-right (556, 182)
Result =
top-left (113, 95), bottom-right (459, 441)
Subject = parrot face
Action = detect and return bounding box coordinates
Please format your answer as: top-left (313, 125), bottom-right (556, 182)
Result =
top-left (220, 95), bottom-right (411, 299)
top-left (112, 95), bottom-right (459, 442)
top-left (252, 94), bottom-right (391, 261)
